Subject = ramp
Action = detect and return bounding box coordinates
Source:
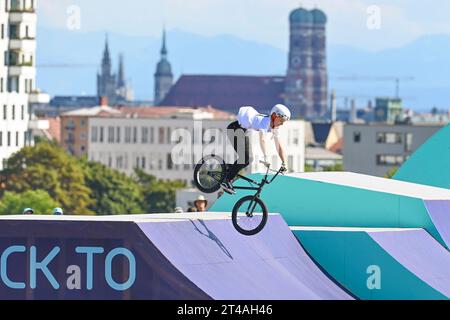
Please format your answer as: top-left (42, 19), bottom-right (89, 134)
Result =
top-left (137, 214), bottom-right (351, 300)
top-left (424, 200), bottom-right (450, 249)
top-left (211, 172), bottom-right (450, 248)
top-left (394, 124), bottom-right (450, 189)
top-left (293, 227), bottom-right (450, 300)
top-left (0, 213), bottom-right (351, 300)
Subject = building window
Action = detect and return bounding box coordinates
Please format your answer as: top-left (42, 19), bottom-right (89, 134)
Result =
top-left (150, 127), bottom-right (154, 144)
top-left (0, 131), bottom-right (2, 146)
top-left (91, 127), bottom-right (98, 142)
top-left (353, 132), bottom-right (361, 143)
top-left (3, 105), bottom-right (6, 120)
top-left (81, 145), bottom-right (86, 153)
top-left (142, 127), bottom-right (149, 144)
top-left (167, 153), bottom-right (173, 170)
top-left (125, 127), bottom-right (131, 143)
top-left (116, 127), bottom-right (121, 143)
top-left (159, 127), bottom-right (165, 144)
top-left (108, 126), bottom-right (114, 143)
top-left (80, 119), bottom-right (86, 127)
top-left (293, 129), bottom-right (299, 145)
top-left (133, 127), bottom-right (137, 143)
top-left (21, 105), bottom-right (24, 120)
top-left (142, 157), bottom-right (146, 169)
top-left (376, 132), bottom-right (402, 144)
top-left (405, 133), bottom-right (413, 152)
top-left (167, 127), bottom-right (172, 144)
top-left (376, 154), bottom-right (405, 166)
top-left (11, 105), bottom-right (15, 120)
top-left (7, 76), bottom-right (19, 93)
top-left (99, 127), bottom-right (104, 143)
top-left (0, 78), bottom-right (3, 92)
top-left (15, 131), bottom-right (18, 146)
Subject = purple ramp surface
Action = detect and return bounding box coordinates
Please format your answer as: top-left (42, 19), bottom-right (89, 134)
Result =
top-left (137, 215), bottom-right (352, 300)
top-left (425, 200), bottom-right (450, 248)
top-left (369, 229), bottom-right (450, 298)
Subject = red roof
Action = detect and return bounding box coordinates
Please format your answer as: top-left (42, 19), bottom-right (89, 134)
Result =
top-left (160, 75), bottom-right (286, 114)
top-left (118, 105), bottom-right (234, 120)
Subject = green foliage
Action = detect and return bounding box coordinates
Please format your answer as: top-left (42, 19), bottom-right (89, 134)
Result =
top-left (0, 190), bottom-right (59, 215)
top-left (0, 142), bottom-right (188, 215)
top-left (385, 167), bottom-right (399, 179)
top-left (0, 142), bottom-right (94, 215)
top-left (323, 163), bottom-right (344, 172)
top-left (81, 159), bottom-right (144, 215)
top-left (304, 163), bottom-right (343, 172)
top-left (135, 168), bottom-right (186, 213)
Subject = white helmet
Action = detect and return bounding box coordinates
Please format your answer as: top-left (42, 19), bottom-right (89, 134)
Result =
top-left (271, 104), bottom-right (291, 121)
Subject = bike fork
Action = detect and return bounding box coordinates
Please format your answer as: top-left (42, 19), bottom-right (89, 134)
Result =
top-left (245, 195), bottom-right (260, 217)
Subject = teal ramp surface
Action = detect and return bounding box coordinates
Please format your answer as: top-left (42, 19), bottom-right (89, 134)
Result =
top-left (394, 124), bottom-right (450, 189)
top-left (211, 172), bottom-right (450, 247)
top-left (293, 227), bottom-right (450, 300)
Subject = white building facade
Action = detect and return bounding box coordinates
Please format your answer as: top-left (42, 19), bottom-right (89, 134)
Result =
top-left (0, 0), bottom-right (38, 169)
top-left (88, 112), bottom-right (305, 186)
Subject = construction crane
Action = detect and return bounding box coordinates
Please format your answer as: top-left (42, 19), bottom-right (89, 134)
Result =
top-left (332, 75), bottom-right (415, 99)
top-left (36, 63), bottom-right (97, 69)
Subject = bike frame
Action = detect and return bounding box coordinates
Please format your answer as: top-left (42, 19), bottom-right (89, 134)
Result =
top-left (232, 165), bottom-right (283, 198)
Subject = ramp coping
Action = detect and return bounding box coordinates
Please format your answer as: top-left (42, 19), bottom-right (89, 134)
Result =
top-left (287, 172), bottom-right (450, 200)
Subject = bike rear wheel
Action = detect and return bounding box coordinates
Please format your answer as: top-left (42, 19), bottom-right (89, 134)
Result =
top-left (193, 155), bottom-right (227, 194)
top-left (232, 196), bottom-right (268, 236)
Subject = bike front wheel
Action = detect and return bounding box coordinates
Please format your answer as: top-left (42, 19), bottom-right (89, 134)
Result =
top-left (193, 155), bottom-right (227, 194)
top-left (232, 196), bottom-right (268, 236)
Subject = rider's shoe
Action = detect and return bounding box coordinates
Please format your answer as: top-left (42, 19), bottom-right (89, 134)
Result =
top-left (221, 180), bottom-right (236, 195)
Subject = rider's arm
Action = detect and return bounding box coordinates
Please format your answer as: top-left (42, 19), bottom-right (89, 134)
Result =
top-left (274, 134), bottom-right (287, 165)
top-left (259, 131), bottom-right (268, 162)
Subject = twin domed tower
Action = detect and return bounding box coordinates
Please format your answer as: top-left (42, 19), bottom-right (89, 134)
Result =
top-left (285, 7), bottom-right (328, 118)
top-left (153, 7), bottom-right (328, 119)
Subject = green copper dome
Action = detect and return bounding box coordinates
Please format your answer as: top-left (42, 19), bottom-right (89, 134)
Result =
top-left (311, 9), bottom-right (327, 24)
top-left (289, 8), bottom-right (313, 24)
top-left (155, 59), bottom-right (172, 76)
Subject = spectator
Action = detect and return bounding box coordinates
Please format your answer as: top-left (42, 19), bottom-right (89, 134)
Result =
top-left (194, 195), bottom-right (208, 213)
top-left (174, 207), bottom-right (184, 214)
top-left (53, 208), bottom-right (64, 216)
top-left (22, 208), bottom-right (34, 215)
top-left (187, 207), bottom-right (197, 213)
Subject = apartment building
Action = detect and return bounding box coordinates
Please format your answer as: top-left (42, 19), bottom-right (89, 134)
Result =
top-left (343, 123), bottom-right (444, 177)
top-left (0, 0), bottom-right (39, 169)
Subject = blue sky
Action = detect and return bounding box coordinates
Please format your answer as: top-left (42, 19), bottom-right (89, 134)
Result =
top-left (38, 0), bottom-right (450, 52)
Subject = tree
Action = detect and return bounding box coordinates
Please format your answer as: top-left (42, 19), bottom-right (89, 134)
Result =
top-left (323, 163), bottom-right (344, 172)
top-left (81, 159), bottom-right (144, 215)
top-left (0, 142), bottom-right (94, 215)
top-left (0, 190), bottom-right (59, 215)
top-left (135, 168), bottom-right (186, 213)
top-left (385, 167), bottom-right (399, 179)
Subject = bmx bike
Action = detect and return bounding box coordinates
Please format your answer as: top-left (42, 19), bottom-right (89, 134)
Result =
top-left (193, 155), bottom-right (284, 236)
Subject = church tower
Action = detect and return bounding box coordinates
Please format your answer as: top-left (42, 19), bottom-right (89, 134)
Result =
top-left (285, 7), bottom-right (328, 119)
top-left (154, 29), bottom-right (173, 105)
top-left (97, 35), bottom-right (117, 105)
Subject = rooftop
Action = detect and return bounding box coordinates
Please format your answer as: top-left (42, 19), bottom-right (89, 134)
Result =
top-left (61, 105), bottom-right (121, 117)
top-left (160, 75), bottom-right (286, 114)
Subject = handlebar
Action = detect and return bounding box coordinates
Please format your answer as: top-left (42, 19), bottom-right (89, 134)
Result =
top-left (259, 160), bottom-right (285, 184)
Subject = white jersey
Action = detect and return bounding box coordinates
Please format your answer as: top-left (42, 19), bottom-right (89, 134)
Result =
top-left (237, 106), bottom-right (276, 135)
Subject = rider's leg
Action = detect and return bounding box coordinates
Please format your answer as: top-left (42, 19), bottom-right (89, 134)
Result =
top-left (226, 122), bottom-right (250, 183)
